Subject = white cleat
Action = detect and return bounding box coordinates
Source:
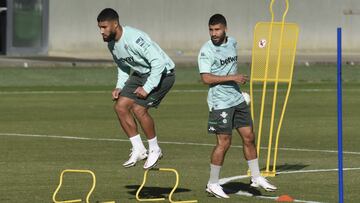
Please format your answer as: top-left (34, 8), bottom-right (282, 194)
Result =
top-left (206, 183), bottom-right (230, 198)
top-left (250, 176), bottom-right (277, 192)
top-left (143, 148), bottom-right (162, 170)
top-left (122, 148), bottom-right (147, 168)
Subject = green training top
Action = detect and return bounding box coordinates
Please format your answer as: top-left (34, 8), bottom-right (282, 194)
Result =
top-left (108, 26), bottom-right (175, 93)
top-left (198, 37), bottom-right (245, 110)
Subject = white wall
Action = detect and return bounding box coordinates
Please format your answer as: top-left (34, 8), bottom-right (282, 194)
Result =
top-left (48, 0), bottom-right (360, 61)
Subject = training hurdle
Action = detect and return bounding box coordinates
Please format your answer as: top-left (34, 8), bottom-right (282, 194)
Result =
top-left (53, 169), bottom-right (96, 203)
top-left (52, 169), bottom-right (115, 203)
top-left (250, 0), bottom-right (299, 177)
top-left (136, 168), bottom-right (198, 203)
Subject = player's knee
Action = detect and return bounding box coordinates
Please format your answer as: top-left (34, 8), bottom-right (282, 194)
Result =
top-left (218, 138), bottom-right (231, 151)
top-left (132, 105), bottom-right (148, 118)
top-left (223, 142), bottom-right (231, 151)
top-left (114, 102), bottom-right (129, 115)
top-left (243, 134), bottom-right (255, 147)
top-left (217, 143), bottom-right (230, 153)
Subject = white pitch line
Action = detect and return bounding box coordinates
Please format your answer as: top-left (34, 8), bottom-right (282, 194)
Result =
top-left (172, 89), bottom-right (360, 93)
top-left (273, 147), bottom-right (360, 155)
top-left (219, 167), bottom-right (360, 203)
top-left (1, 132), bottom-right (358, 203)
top-left (171, 89), bottom-right (207, 93)
top-left (277, 167), bottom-right (360, 175)
top-left (0, 90), bottom-right (108, 94)
top-left (0, 132), bottom-right (128, 142)
top-left (0, 88), bottom-right (359, 94)
top-left (233, 191), bottom-right (322, 203)
top-left (219, 175), bottom-right (249, 185)
top-left (0, 90), bottom-right (206, 94)
top-left (219, 167), bottom-right (360, 185)
top-left (1, 132), bottom-right (360, 155)
top-left (234, 192), bottom-right (322, 203)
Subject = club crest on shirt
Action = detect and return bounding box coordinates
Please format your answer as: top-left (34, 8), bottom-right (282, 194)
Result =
top-left (220, 111), bottom-right (228, 118)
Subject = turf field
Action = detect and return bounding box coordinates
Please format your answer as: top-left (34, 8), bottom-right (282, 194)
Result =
top-left (0, 64), bottom-right (359, 203)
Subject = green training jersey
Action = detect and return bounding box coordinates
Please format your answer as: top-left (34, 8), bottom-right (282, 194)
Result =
top-left (198, 37), bottom-right (245, 110)
top-left (108, 26), bottom-right (175, 93)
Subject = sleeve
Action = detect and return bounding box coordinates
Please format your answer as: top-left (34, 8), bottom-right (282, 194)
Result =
top-left (115, 66), bottom-right (130, 90)
top-left (133, 36), bottom-right (166, 93)
top-left (198, 47), bottom-right (213, 74)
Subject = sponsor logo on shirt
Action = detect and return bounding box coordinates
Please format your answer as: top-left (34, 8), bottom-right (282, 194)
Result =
top-left (119, 56), bottom-right (134, 63)
top-left (220, 56), bottom-right (238, 66)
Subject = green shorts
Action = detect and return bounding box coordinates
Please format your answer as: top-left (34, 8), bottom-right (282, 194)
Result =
top-left (120, 70), bottom-right (175, 108)
top-left (207, 102), bottom-right (253, 135)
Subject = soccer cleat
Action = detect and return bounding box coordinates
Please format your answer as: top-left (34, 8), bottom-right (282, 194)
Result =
top-left (122, 148), bottom-right (148, 168)
top-left (206, 183), bottom-right (230, 198)
top-left (250, 176), bottom-right (277, 192)
top-left (143, 148), bottom-right (162, 170)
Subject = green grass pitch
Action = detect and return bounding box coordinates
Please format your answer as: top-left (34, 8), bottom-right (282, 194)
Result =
top-left (0, 64), bottom-right (359, 202)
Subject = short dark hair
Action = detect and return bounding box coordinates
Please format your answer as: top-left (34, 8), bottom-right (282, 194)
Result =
top-left (97, 8), bottom-right (119, 22)
top-left (208, 14), bottom-right (227, 26)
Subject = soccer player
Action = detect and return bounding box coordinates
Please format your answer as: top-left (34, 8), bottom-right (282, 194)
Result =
top-left (97, 8), bottom-right (175, 169)
top-left (198, 14), bottom-right (277, 198)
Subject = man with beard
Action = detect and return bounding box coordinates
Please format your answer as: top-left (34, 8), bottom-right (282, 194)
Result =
top-left (97, 8), bottom-right (175, 170)
top-left (198, 14), bottom-right (277, 198)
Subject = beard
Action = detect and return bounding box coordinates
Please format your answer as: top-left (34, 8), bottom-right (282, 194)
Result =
top-left (211, 32), bottom-right (227, 46)
top-left (103, 31), bottom-right (116, 42)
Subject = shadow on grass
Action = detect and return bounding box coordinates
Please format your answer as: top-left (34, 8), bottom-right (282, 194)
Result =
top-left (222, 181), bottom-right (262, 196)
top-left (261, 163), bottom-right (309, 172)
top-left (221, 163), bottom-right (309, 197)
top-left (125, 185), bottom-right (192, 199)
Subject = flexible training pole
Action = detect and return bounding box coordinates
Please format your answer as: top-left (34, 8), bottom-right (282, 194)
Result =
top-left (337, 27), bottom-right (344, 203)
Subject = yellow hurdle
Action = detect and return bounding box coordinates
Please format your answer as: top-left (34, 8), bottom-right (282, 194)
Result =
top-left (136, 168), bottom-right (198, 203)
top-left (52, 169), bottom-right (96, 203)
top-left (250, 0), bottom-right (299, 177)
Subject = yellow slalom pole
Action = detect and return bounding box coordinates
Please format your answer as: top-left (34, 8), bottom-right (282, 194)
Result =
top-left (272, 82), bottom-right (291, 173)
top-left (52, 169), bottom-right (96, 203)
top-left (255, 0), bottom-right (276, 159)
top-left (265, 0), bottom-right (289, 176)
top-left (273, 9), bottom-right (299, 173)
